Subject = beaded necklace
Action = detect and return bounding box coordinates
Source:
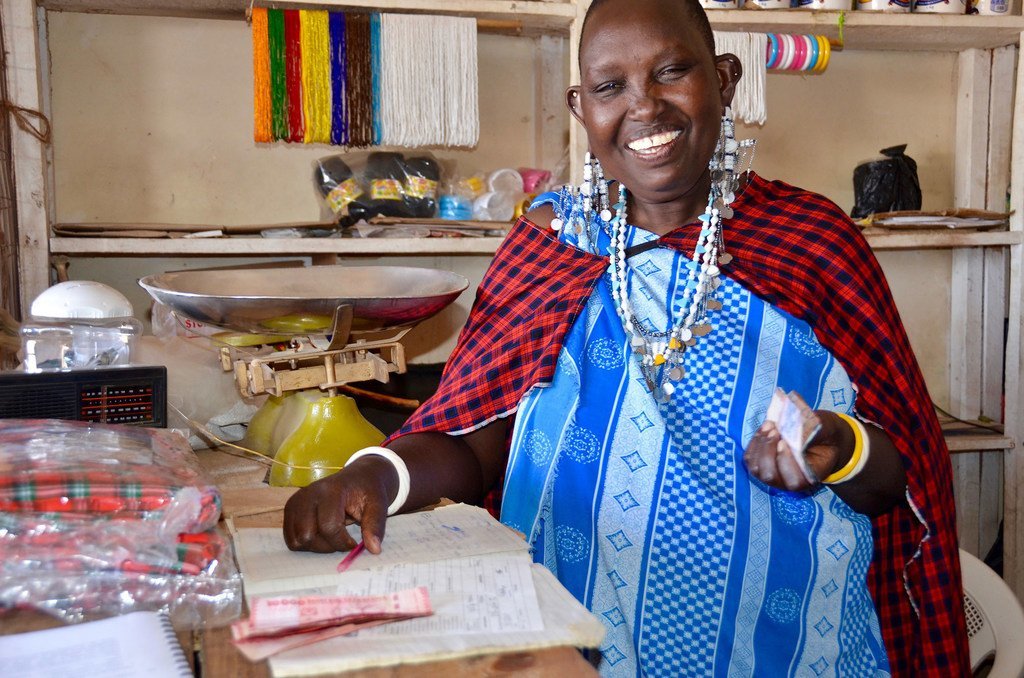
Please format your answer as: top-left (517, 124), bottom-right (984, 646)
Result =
top-left (554, 108), bottom-right (752, 402)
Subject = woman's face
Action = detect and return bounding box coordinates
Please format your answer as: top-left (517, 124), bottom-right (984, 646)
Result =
top-left (569, 0), bottom-right (739, 211)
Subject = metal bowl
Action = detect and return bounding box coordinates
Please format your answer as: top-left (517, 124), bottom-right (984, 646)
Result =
top-left (139, 265), bottom-right (469, 335)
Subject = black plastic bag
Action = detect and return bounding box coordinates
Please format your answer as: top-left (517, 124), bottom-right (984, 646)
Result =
top-left (851, 144), bottom-right (922, 219)
top-left (313, 151), bottom-right (441, 228)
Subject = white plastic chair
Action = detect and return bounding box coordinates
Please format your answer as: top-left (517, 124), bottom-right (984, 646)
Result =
top-left (960, 548), bottom-right (1024, 678)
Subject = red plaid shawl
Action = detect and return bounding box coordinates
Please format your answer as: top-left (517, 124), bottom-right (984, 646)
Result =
top-left (389, 174), bottom-right (969, 676)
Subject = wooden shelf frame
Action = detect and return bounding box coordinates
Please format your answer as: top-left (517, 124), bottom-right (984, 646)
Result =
top-left (37, 1), bottom-right (1024, 50)
top-left (39, 0), bottom-right (578, 32)
top-left (945, 433), bottom-right (1016, 453)
top-left (48, 235), bottom-right (508, 255)
top-left (708, 10), bottom-right (1024, 51)
top-left (45, 228), bottom-right (1024, 256)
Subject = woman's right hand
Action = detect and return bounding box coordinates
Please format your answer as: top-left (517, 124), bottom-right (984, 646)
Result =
top-left (282, 455), bottom-right (399, 554)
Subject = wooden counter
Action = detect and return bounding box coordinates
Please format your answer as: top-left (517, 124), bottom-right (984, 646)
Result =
top-left (1, 447), bottom-right (598, 677)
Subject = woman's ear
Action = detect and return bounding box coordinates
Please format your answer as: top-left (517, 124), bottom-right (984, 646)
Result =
top-left (714, 54), bottom-right (743, 109)
top-left (566, 86), bottom-right (585, 126)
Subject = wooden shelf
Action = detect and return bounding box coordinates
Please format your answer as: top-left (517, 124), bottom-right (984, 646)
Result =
top-left (49, 228), bottom-right (1023, 256)
top-left (945, 432), bottom-right (1015, 452)
top-left (863, 229), bottom-right (1024, 249)
top-left (49, 235), bottom-right (507, 255)
top-left (38, 2), bottom-right (1024, 50)
top-left (39, 0), bottom-right (577, 32)
top-left (941, 416), bottom-right (1015, 452)
top-left (707, 9), bottom-right (1024, 51)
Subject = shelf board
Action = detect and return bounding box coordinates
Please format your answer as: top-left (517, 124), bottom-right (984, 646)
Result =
top-left (49, 235), bottom-right (506, 255)
top-left (50, 228), bottom-right (1024, 256)
top-left (708, 9), bottom-right (1024, 51)
top-left (941, 415), bottom-right (1014, 452)
top-left (39, 0), bottom-right (578, 32)
top-left (38, 2), bottom-right (1024, 49)
top-left (863, 229), bottom-right (1023, 249)
top-left (945, 432), bottom-right (1015, 452)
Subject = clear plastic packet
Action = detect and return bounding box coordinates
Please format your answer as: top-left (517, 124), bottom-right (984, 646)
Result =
top-left (314, 151), bottom-right (441, 226)
top-left (0, 419), bottom-right (221, 534)
top-left (0, 525), bottom-right (242, 629)
top-left (0, 419), bottom-right (241, 628)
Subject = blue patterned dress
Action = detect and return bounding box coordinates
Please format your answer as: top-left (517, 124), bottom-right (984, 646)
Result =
top-left (500, 189), bottom-right (891, 677)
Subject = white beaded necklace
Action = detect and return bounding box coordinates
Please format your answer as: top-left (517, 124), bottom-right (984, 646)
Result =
top-left (607, 108), bottom-right (747, 402)
top-left (608, 182), bottom-right (733, 402)
top-left (550, 109), bottom-right (752, 402)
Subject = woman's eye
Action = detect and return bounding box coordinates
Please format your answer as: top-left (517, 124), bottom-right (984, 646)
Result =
top-left (593, 81), bottom-right (622, 95)
top-left (660, 66), bottom-right (688, 79)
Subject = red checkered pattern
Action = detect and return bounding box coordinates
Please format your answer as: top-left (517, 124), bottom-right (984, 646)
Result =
top-left (389, 174), bottom-right (969, 676)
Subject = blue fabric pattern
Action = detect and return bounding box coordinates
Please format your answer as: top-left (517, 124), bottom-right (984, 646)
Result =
top-left (502, 189), bottom-right (891, 677)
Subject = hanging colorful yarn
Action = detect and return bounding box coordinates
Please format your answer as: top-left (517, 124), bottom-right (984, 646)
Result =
top-left (370, 14), bottom-right (383, 146)
top-left (267, 9), bottom-right (288, 141)
top-left (251, 7), bottom-right (272, 143)
top-left (283, 9), bottom-right (304, 142)
top-left (378, 14), bottom-right (478, 147)
top-left (300, 10), bottom-right (332, 144)
top-left (328, 12), bottom-right (347, 146)
top-left (346, 13), bottom-right (373, 147)
top-left (251, 9), bottom-right (479, 147)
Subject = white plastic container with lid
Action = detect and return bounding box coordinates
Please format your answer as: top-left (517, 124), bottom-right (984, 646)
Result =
top-left (20, 281), bottom-right (143, 372)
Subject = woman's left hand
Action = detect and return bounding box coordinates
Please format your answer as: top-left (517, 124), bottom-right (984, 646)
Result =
top-left (743, 392), bottom-right (844, 492)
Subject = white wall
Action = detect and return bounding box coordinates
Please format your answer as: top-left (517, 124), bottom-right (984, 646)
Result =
top-left (49, 11), bottom-right (955, 403)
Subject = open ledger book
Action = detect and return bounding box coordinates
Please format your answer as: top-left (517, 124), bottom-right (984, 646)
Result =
top-left (229, 503), bottom-right (605, 676)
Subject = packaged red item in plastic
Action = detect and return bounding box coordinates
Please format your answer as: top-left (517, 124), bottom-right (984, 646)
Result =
top-left (0, 419), bottom-right (241, 629)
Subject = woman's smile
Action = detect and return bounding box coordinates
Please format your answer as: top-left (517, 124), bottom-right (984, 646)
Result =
top-left (626, 129), bottom-right (682, 156)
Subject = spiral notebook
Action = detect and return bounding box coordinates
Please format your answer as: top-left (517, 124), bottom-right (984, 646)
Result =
top-left (0, 611), bottom-right (192, 678)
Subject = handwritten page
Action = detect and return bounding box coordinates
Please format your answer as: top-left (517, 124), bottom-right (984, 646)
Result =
top-left (0, 611), bottom-right (191, 678)
top-left (230, 503), bottom-right (606, 675)
top-left (272, 553), bottom-right (544, 636)
top-left (268, 563), bottom-right (606, 677)
top-left (232, 503), bottom-right (529, 597)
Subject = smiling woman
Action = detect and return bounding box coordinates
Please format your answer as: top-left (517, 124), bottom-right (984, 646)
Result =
top-left (282, 1), bottom-right (970, 676)
top-left (564, 0), bottom-right (733, 230)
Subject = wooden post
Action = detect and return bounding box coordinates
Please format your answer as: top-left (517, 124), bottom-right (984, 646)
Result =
top-left (567, 0), bottom-right (588, 184)
top-left (1003, 36), bottom-right (1024, 598)
top-left (979, 46), bottom-right (1016, 558)
top-left (2, 0), bottom-right (50, 312)
top-left (951, 48), bottom-right (991, 557)
top-left (534, 34), bottom-right (569, 181)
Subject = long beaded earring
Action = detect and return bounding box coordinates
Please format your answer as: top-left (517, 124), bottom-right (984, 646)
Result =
top-left (709, 107), bottom-right (740, 267)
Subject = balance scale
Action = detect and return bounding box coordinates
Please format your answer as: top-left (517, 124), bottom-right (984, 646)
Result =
top-left (139, 265), bottom-right (468, 485)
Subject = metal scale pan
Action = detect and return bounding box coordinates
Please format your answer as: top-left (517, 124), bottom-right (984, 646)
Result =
top-left (139, 265), bottom-right (470, 337)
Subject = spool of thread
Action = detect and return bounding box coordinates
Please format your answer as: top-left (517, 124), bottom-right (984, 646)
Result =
top-left (857, 0), bottom-right (911, 11)
top-left (796, 0), bottom-right (853, 8)
top-left (438, 194), bottom-right (473, 221)
top-left (473, 191), bottom-right (515, 222)
top-left (972, 0), bottom-right (1011, 12)
top-left (913, 0), bottom-right (967, 11)
top-left (487, 168), bottom-right (524, 195)
top-left (699, 0), bottom-right (739, 8)
top-left (747, 0), bottom-right (790, 8)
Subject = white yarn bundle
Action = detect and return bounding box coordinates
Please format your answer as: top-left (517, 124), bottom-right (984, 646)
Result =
top-left (379, 14), bottom-right (479, 147)
top-left (713, 31), bottom-right (767, 126)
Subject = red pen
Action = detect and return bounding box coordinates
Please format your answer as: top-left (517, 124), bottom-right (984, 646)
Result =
top-left (336, 541), bottom-right (365, 573)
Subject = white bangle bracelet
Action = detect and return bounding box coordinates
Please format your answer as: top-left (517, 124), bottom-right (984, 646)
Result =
top-left (345, 446), bottom-right (410, 516)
